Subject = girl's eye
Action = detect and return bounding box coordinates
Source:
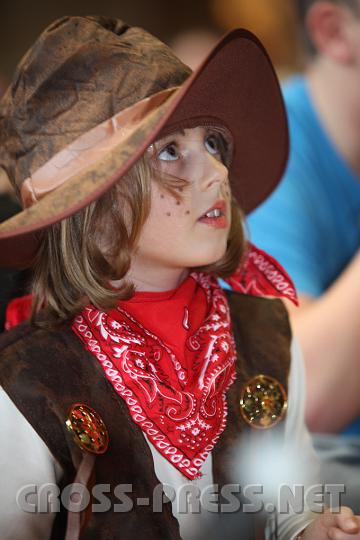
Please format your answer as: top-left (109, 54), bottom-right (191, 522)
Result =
top-left (204, 133), bottom-right (222, 156)
top-left (158, 143), bottom-right (179, 161)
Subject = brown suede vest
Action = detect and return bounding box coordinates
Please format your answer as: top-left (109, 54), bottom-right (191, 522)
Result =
top-left (0, 292), bottom-right (291, 540)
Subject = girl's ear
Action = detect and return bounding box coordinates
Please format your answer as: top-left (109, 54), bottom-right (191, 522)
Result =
top-left (306, 1), bottom-right (356, 64)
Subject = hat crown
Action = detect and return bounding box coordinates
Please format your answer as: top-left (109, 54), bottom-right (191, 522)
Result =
top-left (0, 15), bottom-right (191, 193)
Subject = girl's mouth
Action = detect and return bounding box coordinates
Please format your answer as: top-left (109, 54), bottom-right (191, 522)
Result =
top-left (198, 200), bottom-right (228, 229)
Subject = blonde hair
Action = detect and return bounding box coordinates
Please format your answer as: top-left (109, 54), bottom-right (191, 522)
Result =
top-left (31, 156), bottom-right (246, 326)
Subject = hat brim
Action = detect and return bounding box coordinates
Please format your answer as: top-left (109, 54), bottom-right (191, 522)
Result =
top-left (0, 29), bottom-right (288, 268)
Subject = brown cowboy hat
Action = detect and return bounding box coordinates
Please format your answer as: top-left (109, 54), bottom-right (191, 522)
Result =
top-left (0, 16), bottom-right (288, 268)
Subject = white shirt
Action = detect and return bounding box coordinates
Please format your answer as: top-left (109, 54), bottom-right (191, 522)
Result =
top-left (0, 339), bottom-right (317, 539)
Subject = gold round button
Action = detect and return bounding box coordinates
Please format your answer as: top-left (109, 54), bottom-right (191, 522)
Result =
top-left (240, 374), bottom-right (287, 429)
top-left (66, 403), bottom-right (109, 454)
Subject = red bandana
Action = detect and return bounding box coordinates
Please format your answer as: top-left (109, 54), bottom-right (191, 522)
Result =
top-left (72, 273), bottom-right (237, 480)
top-left (224, 243), bottom-right (299, 306)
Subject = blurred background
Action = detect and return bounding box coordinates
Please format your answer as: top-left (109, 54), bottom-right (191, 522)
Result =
top-left (0, 0), bottom-right (302, 92)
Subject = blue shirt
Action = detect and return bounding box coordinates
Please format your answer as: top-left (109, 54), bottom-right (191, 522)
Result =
top-left (248, 75), bottom-right (360, 297)
top-left (247, 75), bottom-right (360, 434)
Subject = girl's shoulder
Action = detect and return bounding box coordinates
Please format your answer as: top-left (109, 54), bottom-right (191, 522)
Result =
top-left (0, 318), bottom-right (74, 358)
top-left (225, 288), bottom-right (291, 335)
top-left (0, 319), bottom-right (86, 388)
top-left (224, 290), bottom-right (292, 387)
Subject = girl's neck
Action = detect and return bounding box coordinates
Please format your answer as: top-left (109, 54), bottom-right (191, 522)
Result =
top-left (113, 265), bottom-right (190, 293)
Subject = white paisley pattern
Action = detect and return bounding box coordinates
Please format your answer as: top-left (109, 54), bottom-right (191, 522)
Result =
top-left (72, 272), bottom-right (237, 480)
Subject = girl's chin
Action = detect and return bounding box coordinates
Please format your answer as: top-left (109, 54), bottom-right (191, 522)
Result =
top-left (189, 250), bottom-right (227, 268)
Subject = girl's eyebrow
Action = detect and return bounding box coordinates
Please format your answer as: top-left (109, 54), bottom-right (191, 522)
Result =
top-left (160, 128), bottom-right (185, 142)
top-left (167, 128), bottom-right (185, 138)
top-left (156, 128), bottom-right (189, 146)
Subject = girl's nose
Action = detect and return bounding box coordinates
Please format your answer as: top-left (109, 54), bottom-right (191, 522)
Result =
top-left (200, 153), bottom-right (229, 191)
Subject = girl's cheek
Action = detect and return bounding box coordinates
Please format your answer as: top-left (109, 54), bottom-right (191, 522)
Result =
top-left (159, 192), bottom-right (192, 219)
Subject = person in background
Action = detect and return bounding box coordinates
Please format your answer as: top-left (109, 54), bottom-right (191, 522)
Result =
top-left (249, 0), bottom-right (360, 436)
top-left (248, 0), bottom-right (360, 510)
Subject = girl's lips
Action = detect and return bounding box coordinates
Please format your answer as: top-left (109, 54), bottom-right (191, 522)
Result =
top-left (198, 199), bottom-right (228, 228)
top-left (200, 200), bottom-right (226, 217)
top-left (198, 215), bottom-right (228, 228)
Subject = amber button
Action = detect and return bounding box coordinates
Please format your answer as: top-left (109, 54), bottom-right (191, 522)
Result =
top-left (66, 403), bottom-right (109, 454)
top-left (240, 374), bottom-right (287, 429)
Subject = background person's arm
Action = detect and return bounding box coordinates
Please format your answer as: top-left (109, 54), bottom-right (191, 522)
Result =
top-left (285, 249), bottom-right (360, 433)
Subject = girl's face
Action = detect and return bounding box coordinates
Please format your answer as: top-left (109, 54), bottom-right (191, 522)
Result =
top-left (129, 126), bottom-right (232, 289)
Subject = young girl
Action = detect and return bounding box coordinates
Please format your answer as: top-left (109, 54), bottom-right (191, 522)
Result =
top-left (0, 14), bottom-right (359, 540)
